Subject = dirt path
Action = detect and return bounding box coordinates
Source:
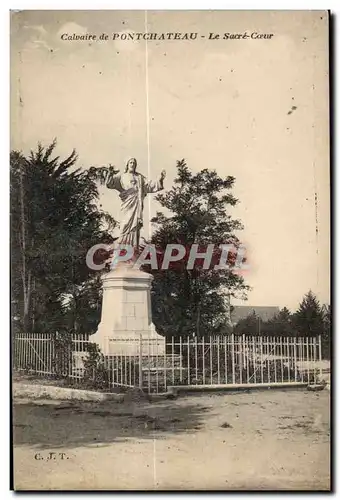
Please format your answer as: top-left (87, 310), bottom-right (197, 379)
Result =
top-left (13, 388), bottom-right (330, 490)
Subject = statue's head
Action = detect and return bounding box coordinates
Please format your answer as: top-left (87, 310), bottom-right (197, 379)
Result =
top-left (125, 158), bottom-right (137, 173)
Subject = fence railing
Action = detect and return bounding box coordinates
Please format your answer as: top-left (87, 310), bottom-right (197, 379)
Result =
top-left (13, 333), bottom-right (323, 394)
top-left (13, 333), bottom-right (90, 380)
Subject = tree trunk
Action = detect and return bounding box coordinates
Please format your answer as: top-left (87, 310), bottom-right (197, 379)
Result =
top-left (19, 165), bottom-right (32, 331)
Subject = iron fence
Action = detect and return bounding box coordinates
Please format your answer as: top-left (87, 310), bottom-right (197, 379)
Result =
top-left (13, 333), bottom-right (323, 393)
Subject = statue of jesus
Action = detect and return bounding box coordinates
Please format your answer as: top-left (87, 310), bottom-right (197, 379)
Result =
top-left (106, 158), bottom-right (166, 249)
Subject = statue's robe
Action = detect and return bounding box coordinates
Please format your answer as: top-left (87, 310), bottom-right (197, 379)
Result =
top-left (106, 171), bottom-right (163, 248)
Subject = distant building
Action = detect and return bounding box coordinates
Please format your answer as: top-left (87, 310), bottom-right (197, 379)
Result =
top-left (231, 305), bottom-right (280, 326)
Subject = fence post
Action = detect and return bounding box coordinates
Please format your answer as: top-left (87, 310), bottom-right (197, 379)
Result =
top-left (187, 337), bottom-right (190, 385)
top-left (306, 337), bottom-right (310, 384)
top-left (224, 336), bottom-right (228, 384)
top-left (14, 335), bottom-right (17, 370)
top-left (260, 336), bottom-right (264, 383)
top-left (293, 337), bottom-right (297, 382)
top-left (155, 337), bottom-right (159, 393)
top-left (139, 334), bottom-right (143, 390)
top-left (245, 335), bottom-right (250, 383)
top-left (209, 336), bottom-right (213, 385)
top-left (195, 336), bottom-right (198, 383)
top-left (202, 337), bottom-right (205, 384)
top-left (273, 337), bottom-right (277, 383)
top-left (239, 335), bottom-right (243, 384)
top-left (163, 338), bottom-right (167, 392)
top-left (318, 334), bottom-right (322, 381)
top-left (179, 336), bottom-right (183, 383)
top-left (242, 334), bottom-right (246, 366)
top-left (252, 336), bottom-right (256, 384)
top-left (217, 336), bottom-right (220, 385)
top-left (313, 336), bottom-right (317, 383)
top-left (172, 336), bottom-right (175, 385)
top-left (231, 333), bottom-right (235, 384)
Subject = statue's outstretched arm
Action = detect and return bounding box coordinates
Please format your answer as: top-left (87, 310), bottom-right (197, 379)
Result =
top-left (145, 170), bottom-right (166, 193)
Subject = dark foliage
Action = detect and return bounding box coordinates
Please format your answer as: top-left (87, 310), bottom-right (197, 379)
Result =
top-left (11, 141), bottom-right (116, 334)
top-left (147, 159), bottom-right (249, 338)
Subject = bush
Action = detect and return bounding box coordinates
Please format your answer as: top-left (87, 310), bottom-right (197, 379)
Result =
top-left (51, 331), bottom-right (74, 378)
top-left (82, 343), bottom-right (111, 390)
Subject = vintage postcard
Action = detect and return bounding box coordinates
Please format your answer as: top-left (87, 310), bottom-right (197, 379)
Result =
top-left (11, 10), bottom-right (331, 491)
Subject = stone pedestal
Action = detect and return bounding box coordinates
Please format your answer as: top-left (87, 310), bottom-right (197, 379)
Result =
top-left (91, 264), bottom-right (165, 356)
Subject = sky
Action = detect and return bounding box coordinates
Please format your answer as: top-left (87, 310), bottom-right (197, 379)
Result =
top-left (10, 10), bottom-right (330, 309)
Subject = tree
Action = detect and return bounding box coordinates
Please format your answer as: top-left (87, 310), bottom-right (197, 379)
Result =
top-left (234, 311), bottom-right (260, 335)
top-left (10, 141), bottom-right (115, 333)
top-left (321, 304), bottom-right (331, 359)
top-left (148, 159), bottom-right (249, 337)
top-left (59, 275), bottom-right (103, 334)
top-left (293, 290), bottom-right (324, 337)
top-left (262, 307), bottom-right (294, 336)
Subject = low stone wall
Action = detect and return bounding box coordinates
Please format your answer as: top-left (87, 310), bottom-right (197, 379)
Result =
top-left (13, 382), bottom-right (124, 402)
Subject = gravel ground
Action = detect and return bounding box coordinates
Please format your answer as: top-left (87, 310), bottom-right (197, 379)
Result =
top-left (12, 387), bottom-right (330, 491)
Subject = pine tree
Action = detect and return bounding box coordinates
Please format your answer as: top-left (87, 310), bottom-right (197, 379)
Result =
top-left (293, 290), bottom-right (324, 337)
top-left (262, 307), bottom-right (293, 336)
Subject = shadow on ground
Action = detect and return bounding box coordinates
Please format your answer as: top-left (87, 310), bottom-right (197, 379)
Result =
top-left (13, 399), bottom-right (210, 449)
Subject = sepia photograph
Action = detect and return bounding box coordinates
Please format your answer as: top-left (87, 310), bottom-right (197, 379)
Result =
top-left (10, 9), bottom-right (331, 491)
